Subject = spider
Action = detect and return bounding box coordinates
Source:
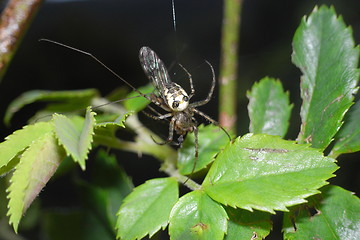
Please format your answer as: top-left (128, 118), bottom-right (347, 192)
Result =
top-left (39, 39), bottom-right (230, 177)
top-left (138, 46), bottom-right (231, 174)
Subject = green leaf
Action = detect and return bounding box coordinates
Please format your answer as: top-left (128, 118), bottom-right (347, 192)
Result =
top-left (178, 124), bottom-right (229, 175)
top-left (203, 134), bottom-right (338, 213)
top-left (27, 100), bottom-right (95, 123)
top-left (53, 107), bottom-right (96, 170)
top-left (0, 122), bottom-right (53, 174)
top-left (105, 86), bottom-right (129, 102)
top-left (247, 77), bottom-right (292, 138)
top-left (331, 99), bottom-right (360, 156)
top-left (169, 190), bottom-right (228, 240)
top-left (41, 209), bottom-right (84, 240)
top-left (93, 125), bottom-right (122, 149)
top-left (7, 133), bottom-right (65, 233)
top-left (93, 112), bottom-right (133, 149)
top-left (4, 89), bottom-right (98, 125)
top-left (283, 185), bottom-right (360, 239)
top-left (116, 178), bottom-right (178, 240)
top-left (95, 111), bottom-right (132, 128)
top-left (225, 207), bottom-right (271, 240)
top-left (78, 150), bottom-right (133, 227)
top-left (59, 151), bottom-right (133, 240)
top-left (124, 84), bottom-right (153, 112)
top-left (0, 156), bottom-right (20, 176)
top-left (293, 6), bottom-right (360, 149)
top-left (41, 207), bottom-right (116, 240)
top-left (77, 184), bottom-right (118, 237)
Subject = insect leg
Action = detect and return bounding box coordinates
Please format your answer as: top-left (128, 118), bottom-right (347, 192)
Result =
top-left (189, 60), bottom-right (216, 107)
top-left (178, 63), bottom-right (195, 98)
top-left (193, 108), bottom-right (231, 140)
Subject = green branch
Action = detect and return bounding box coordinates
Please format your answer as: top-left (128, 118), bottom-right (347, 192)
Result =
top-left (219, 0), bottom-right (242, 133)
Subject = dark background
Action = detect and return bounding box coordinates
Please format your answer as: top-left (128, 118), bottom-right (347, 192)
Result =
top-left (0, 0), bottom-right (359, 239)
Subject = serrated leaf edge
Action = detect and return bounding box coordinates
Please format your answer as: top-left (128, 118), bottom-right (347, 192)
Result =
top-left (204, 134), bottom-right (338, 213)
top-left (52, 108), bottom-right (96, 170)
top-left (6, 132), bottom-right (54, 232)
top-left (116, 178), bottom-right (178, 240)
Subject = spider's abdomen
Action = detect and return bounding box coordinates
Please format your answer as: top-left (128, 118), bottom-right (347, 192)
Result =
top-left (164, 83), bottom-right (189, 111)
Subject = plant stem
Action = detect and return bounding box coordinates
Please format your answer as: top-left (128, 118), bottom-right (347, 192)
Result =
top-left (219, 0), bottom-right (243, 133)
top-left (0, 0), bottom-right (44, 81)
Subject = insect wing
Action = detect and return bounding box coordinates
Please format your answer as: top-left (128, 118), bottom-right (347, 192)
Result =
top-left (139, 47), bottom-right (171, 99)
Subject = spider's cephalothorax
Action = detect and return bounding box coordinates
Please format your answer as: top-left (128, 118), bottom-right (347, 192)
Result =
top-left (164, 82), bottom-right (189, 111)
top-left (139, 46), bottom-right (230, 175)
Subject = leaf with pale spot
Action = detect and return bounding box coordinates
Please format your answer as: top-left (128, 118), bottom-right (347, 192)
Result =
top-left (169, 190), bottom-right (228, 240)
top-left (203, 134), bottom-right (338, 213)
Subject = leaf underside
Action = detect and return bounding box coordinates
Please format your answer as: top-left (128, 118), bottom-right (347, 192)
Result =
top-left (7, 133), bottom-right (64, 233)
top-left (0, 122), bottom-right (53, 175)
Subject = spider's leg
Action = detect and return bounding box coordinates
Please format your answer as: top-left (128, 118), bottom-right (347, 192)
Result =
top-left (178, 63), bottom-right (195, 98)
top-left (193, 108), bottom-right (231, 140)
top-left (184, 124), bottom-right (199, 184)
top-left (189, 60), bottom-right (215, 107)
top-left (142, 106), bottom-right (172, 121)
top-left (146, 105), bottom-right (165, 118)
top-left (192, 125), bottom-right (199, 168)
top-left (151, 117), bottom-right (176, 145)
top-left (148, 94), bottom-right (173, 112)
top-left (144, 109), bottom-right (174, 143)
top-left (191, 118), bottom-right (199, 170)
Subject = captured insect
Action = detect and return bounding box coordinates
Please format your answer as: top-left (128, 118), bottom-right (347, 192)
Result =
top-left (39, 38), bottom-right (231, 178)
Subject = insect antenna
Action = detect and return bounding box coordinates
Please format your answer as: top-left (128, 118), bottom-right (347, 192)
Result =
top-left (91, 93), bottom-right (151, 110)
top-left (39, 38), bottom-right (149, 100)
